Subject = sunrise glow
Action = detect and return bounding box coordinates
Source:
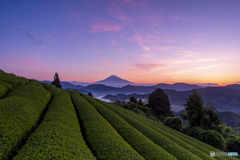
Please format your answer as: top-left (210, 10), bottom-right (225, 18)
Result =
top-left (1, 0), bottom-right (240, 85)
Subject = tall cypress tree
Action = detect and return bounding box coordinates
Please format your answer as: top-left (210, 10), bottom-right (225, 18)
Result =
top-left (182, 89), bottom-right (205, 128)
top-left (148, 88), bottom-right (173, 118)
top-left (51, 73), bottom-right (62, 88)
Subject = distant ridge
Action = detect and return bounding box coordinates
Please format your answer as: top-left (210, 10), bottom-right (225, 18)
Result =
top-left (93, 75), bottom-right (135, 87)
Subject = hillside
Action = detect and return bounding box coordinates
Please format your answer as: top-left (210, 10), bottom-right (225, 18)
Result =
top-left (0, 69), bottom-right (238, 159)
top-left (104, 87), bottom-right (240, 113)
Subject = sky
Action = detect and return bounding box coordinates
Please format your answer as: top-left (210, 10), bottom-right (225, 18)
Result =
top-left (0, 0), bottom-right (240, 85)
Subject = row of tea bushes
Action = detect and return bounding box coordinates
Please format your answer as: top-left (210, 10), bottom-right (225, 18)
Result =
top-left (13, 88), bottom-right (95, 159)
top-left (68, 90), bottom-right (144, 160)
top-left (82, 94), bottom-right (176, 160)
top-left (95, 99), bottom-right (202, 160)
top-left (41, 82), bottom-right (56, 91)
top-left (26, 79), bottom-right (44, 88)
top-left (0, 81), bottom-right (12, 99)
top-left (0, 70), bottom-right (29, 88)
top-left (100, 101), bottom-right (214, 160)
top-left (0, 85), bottom-right (51, 160)
top-left (97, 100), bottom-right (232, 160)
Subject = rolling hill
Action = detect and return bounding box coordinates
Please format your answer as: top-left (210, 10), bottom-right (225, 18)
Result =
top-left (104, 87), bottom-right (240, 113)
top-left (0, 69), bottom-right (238, 159)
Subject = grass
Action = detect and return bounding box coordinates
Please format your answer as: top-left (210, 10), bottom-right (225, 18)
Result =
top-left (13, 88), bottom-right (95, 160)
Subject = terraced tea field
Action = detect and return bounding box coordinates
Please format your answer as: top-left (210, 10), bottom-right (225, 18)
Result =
top-left (0, 70), bottom-right (238, 159)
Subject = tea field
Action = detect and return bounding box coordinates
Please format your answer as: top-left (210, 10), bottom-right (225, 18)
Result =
top-left (0, 70), bottom-right (238, 159)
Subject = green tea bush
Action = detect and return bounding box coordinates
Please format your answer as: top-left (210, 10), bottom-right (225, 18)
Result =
top-left (186, 127), bottom-right (205, 139)
top-left (226, 135), bottom-right (238, 141)
top-left (0, 81), bottom-right (12, 99)
top-left (222, 127), bottom-right (233, 138)
top-left (41, 82), bottom-right (56, 91)
top-left (96, 100), bottom-right (202, 160)
top-left (68, 91), bottom-right (144, 160)
top-left (199, 130), bottom-right (225, 150)
top-left (82, 94), bottom-right (176, 160)
top-left (164, 117), bottom-right (183, 131)
top-left (26, 79), bottom-right (43, 88)
top-left (13, 88), bottom-right (95, 160)
top-left (96, 100), bottom-right (227, 160)
top-left (0, 70), bottom-right (29, 88)
top-left (226, 136), bottom-right (240, 153)
top-left (0, 85), bottom-right (51, 160)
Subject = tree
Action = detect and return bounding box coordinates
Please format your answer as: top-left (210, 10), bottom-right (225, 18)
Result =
top-left (51, 73), bottom-right (62, 88)
top-left (182, 89), bottom-right (205, 128)
top-left (88, 92), bottom-right (93, 97)
top-left (204, 101), bottom-right (221, 130)
top-left (138, 98), bottom-right (143, 105)
top-left (129, 96), bottom-right (137, 103)
top-left (182, 90), bottom-right (222, 129)
top-left (148, 88), bottom-right (173, 118)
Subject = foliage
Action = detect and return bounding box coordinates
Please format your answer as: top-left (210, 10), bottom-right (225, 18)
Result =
top-left (96, 100), bottom-right (202, 160)
top-left (148, 88), bottom-right (173, 118)
top-left (96, 100), bottom-right (224, 160)
top-left (51, 73), bottom-right (62, 88)
top-left (138, 98), bottom-right (144, 105)
top-left (26, 79), bottom-right (44, 88)
top-left (0, 81), bottom-right (12, 99)
top-left (14, 88), bottom-right (95, 160)
top-left (185, 127), bottom-right (205, 139)
top-left (82, 94), bottom-right (175, 160)
top-left (164, 117), bottom-right (183, 131)
top-left (68, 91), bottom-right (144, 160)
top-left (203, 101), bottom-right (221, 130)
top-left (182, 89), bottom-right (205, 128)
top-left (111, 99), bottom-right (157, 120)
top-left (88, 92), bottom-right (93, 97)
top-left (129, 96), bottom-right (137, 103)
top-left (0, 85), bottom-right (51, 160)
top-left (41, 82), bottom-right (56, 91)
top-left (226, 137), bottom-right (240, 153)
top-left (199, 130), bottom-right (225, 150)
top-left (232, 124), bottom-right (240, 136)
top-left (0, 69), bottom-right (29, 88)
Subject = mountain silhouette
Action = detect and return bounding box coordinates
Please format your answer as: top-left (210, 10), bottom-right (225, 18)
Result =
top-left (225, 84), bottom-right (240, 91)
top-left (93, 75), bottom-right (135, 87)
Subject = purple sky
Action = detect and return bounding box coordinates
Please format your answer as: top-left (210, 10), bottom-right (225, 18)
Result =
top-left (1, 0), bottom-right (240, 85)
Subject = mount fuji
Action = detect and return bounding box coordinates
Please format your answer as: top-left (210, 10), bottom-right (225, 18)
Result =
top-left (93, 75), bottom-right (135, 87)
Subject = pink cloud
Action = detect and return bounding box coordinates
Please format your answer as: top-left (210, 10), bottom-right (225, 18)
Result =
top-left (131, 63), bottom-right (166, 71)
top-left (102, 59), bottom-right (112, 66)
top-left (175, 51), bottom-right (198, 57)
top-left (91, 21), bottom-right (121, 33)
top-left (152, 46), bottom-right (176, 51)
top-left (111, 39), bottom-right (117, 45)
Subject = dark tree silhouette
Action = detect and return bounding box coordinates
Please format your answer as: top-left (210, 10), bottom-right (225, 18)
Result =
top-left (138, 98), bottom-right (143, 105)
top-left (181, 89), bottom-right (205, 128)
top-left (148, 88), bottom-right (173, 118)
top-left (51, 73), bottom-right (62, 88)
top-left (129, 96), bottom-right (137, 103)
top-left (88, 92), bottom-right (93, 97)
